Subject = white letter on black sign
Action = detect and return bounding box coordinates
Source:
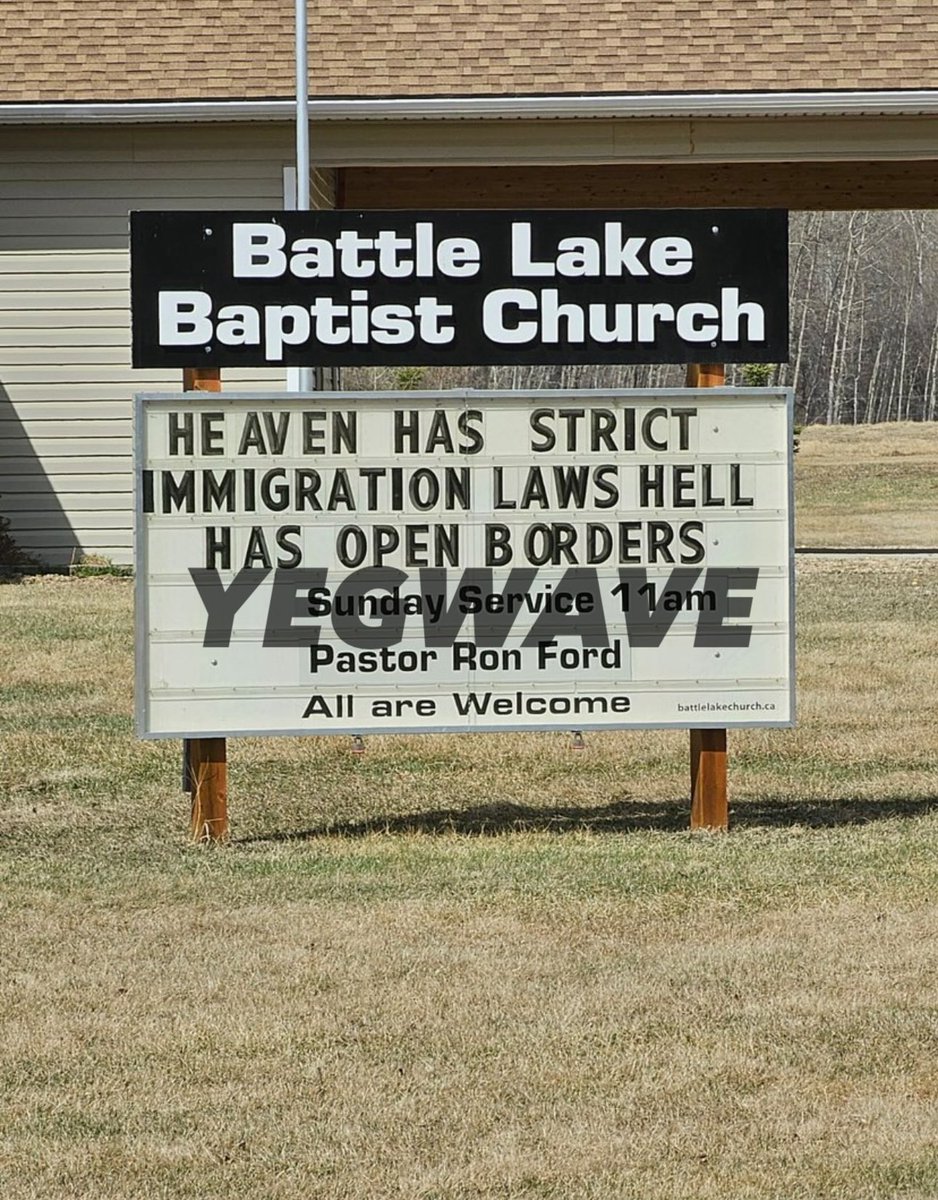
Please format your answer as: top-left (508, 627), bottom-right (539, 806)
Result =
top-left (217, 305), bottom-right (261, 347)
top-left (649, 237), bottom-right (693, 276)
top-left (483, 289), bottom-right (538, 344)
top-left (604, 224), bottom-right (648, 277)
top-left (721, 288), bottom-right (765, 342)
top-left (676, 302), bottom-right (719, 343)
top-left (233, 223), bottom-right (287, 277)
top-left (265, 305), bottom-right (311, 360)
top-left (511, 224), bottom-right (554, 277)
top-left (159, 291), bottom-right (212, 345)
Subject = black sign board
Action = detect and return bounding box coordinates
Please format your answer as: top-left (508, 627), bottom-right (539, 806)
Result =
top-left (130, 209), bottom-right (788, 369)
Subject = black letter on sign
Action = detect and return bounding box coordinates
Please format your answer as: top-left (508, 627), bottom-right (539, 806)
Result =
top-left (263, 568), bottom-right (329, 647)
top-left (332, 568), bottom-right (408, 649)
top-left (190, 567), bottom-right (269, 647)
top-left (523, 568), bottom-right (607, 647)
top-left (695, 569), bottom-right (759, 647)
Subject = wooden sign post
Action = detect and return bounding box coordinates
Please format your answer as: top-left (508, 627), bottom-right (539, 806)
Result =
top-left (182, 367), bottom-right (229, 843)
top-left (687, 362), bottom-right (729, 831)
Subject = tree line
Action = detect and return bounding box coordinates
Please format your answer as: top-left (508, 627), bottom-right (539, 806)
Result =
top-left (782, 210), bottom-right (938, 423)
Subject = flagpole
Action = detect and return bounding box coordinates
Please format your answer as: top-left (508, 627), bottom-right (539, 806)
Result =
top-left (295, 0), bottom-right (313, 389)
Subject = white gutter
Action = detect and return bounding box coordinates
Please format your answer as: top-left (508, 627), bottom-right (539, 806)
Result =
top-left (1, 90), bottom-right (937, 124)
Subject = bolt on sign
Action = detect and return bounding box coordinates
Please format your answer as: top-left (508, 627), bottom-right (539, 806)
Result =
top-left (130, 210), bottom-right (788, 368)
top-left (134, 389), bottom-right (794, 738)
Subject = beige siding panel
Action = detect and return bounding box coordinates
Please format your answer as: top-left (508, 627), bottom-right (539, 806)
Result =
top-left (0, 349), bottom-right (137, 368)
top-left (0, 163), bottom-right (292, 182)
top-left (0, 125), bottom-right (294, 160)
top-left (0, 330), bottom-right (129, 348)
top-left (24, 528), bottom-right (134, 545)
top-left (4, 472), bottom-right (132, 493)
top-left (0, 346), bottom-right (133, 362)
top-left (16, 529), bottom-right (132, 555)
top-left (3, 457), bottom-right (133, 475)
top-left (1, 490), bottom-right (131, 512)
top-left (0, 182), bottom-right (283, 203)
top-left (0, 437), bottom-right (134, 458)
top-left (0, 291), bottom-right (128, 310)
top-left (3, 401), bottom-right (130, 420)
top-left (5, 380), bottom-right (278, 400)
top-left (1, 196), bottom-right (278, 217)
top-left (0, 309), bottom-right (129, 329)
top-left (0, 269), bottom-right (127, 289)
top-left (9, 364), bottom-right (299, 386)
top-left (0, 252), bottom-right (126, 273)
top-left (0, 125), bottom-right (290, 252)
top-left (0, 419), bottom-right (130, 440)
top-left (2, 365), bottom-right (201, 384)
top-left (2, 218), bottom-right (145, 237)
top-left (0, 125), bottom-right (297, 567)
top-left (13, 509), bottom-right (132, 530)
top-left (133, 146), bottom-right (291, 166)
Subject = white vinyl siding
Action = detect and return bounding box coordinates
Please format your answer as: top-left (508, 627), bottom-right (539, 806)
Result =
top-left (0, 124), bottom-right (336, 567)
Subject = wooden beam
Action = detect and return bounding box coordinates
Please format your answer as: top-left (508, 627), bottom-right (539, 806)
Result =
top-left (188, 737), bottom-right (228, 843)
top-left (685, 362), bottom-right (726, 389)
top-left (181, 366), bottom-right (228, 842)
top-left (687, 362), bottom-right (729, 831)
top-left (690, 729), bottom-right (729, 831)
top-left (183, 367), bottom-right (221, 393)
top-left (339, 161), bottom-right (938, 212)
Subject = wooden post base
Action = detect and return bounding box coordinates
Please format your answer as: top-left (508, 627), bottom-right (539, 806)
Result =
top-left (685, 361), bottom-right (729, 831)
top-left (188, 737), bottom-right (228, 842)
top-left (181, 366), bottom-right (227, 843)
top-left (690, 728), bottom-right (728, 831)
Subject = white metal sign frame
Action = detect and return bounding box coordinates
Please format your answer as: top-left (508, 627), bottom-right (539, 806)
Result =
top-left (135, 388), bottom-right (795, 739)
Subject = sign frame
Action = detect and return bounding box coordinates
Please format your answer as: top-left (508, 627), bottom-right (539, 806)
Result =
top-left (134, 388), bottom-right (796, 739)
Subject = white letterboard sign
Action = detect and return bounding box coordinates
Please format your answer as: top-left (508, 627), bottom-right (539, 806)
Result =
top-left (135, 389), bottom-right (794, 738)
top-left (130, 210), bottom-right (788, 368)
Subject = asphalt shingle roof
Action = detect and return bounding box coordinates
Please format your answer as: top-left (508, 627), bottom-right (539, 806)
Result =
top-left (2, 1), bottom-right (936, 103)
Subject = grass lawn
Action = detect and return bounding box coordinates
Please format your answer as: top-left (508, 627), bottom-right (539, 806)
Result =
top-left (0, 424), bottom-right (937, 1199)
top-left (796, 421), bottom-right (938, 547)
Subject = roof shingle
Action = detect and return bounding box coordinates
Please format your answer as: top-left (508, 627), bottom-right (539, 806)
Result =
top-left (1, 0), bottom-right (936, 103)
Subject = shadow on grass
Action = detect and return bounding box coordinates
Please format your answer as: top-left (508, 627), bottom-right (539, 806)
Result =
top-left (237, 793), bottom-right (938, 843)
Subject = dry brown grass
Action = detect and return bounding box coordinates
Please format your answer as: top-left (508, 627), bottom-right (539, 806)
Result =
top-left (1, 431), bottom-right (938, 1198)
top-left (796, 421), bottom-right (938, 547)
top-left (6, 890), bottom-right (938, 1200)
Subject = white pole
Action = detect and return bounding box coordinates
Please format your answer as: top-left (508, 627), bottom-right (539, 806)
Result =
top-left (295, 0), bottom-right (313, 389)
